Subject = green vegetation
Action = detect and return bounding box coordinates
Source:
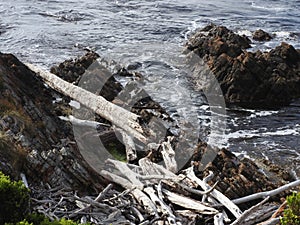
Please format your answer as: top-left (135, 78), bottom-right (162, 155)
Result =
top-left (281, 192), bottom-right (300, 225)
top-left (107, 142), bottom-right (126, 162)
top-left (0, 172), bottom-right (90, 225)
top-left (0, 171), bottom-right (30, 224)
top-left (6, 215), bottom-right (91, 225)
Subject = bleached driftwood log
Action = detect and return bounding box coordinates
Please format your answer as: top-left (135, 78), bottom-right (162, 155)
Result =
top-left (232, 179), bottom-right (300, 204)
top-left (139, 157), bottom-right (178, 178)
top-left (242, 203), bottom-right (278, 225)
top-left (214, 213), bottom-right (225, 225)
top-left (258, 218), bottom-right (280, 225)
top-left (26, 63), bottom-right (147, 143)
top-left (114, 127), bottom-right (137, 161)
top-left (185, 167), bottom-right (242, 218)
top-left (161, 136), bottom-right (178, 173)
top-left (144, 186), bottom-right (179, 225)
top-left (230, 197), bottom-right (269, 225)
top-left (59, 115), bottom-right (110, 128)
top-left (163, 189), bottom-right (219, 215)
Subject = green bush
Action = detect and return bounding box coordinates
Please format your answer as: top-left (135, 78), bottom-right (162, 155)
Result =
top-left (5, 216), bottom-right (91, 225)
top-left (5, 214), bottom-right (91, 225)
top-left (0, 171), bottom-right (30, 224)
top-left (0, 172), bottom-right (89, 225)
top-left (281, 192), bottom-right (300, 225)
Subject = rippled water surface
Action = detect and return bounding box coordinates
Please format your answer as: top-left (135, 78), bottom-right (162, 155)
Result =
top-left (0, 0), bottom-right (299, 175)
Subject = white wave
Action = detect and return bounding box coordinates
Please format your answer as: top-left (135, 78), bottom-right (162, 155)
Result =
top-left (209, 125), bottom-right (300, 148)
top-left (251, 2), bottom-right (287, 12)
top-left (237, 30), bottom-right (252, 37)
top-left (227, 126), bottom-right (299, 140)
top-left (232, 150), bottom-right (251, 159)
top-left (248, 110), bottom-right (279, 118)
top-left (264, 129), bottom-right (299, 136)
top-left (274, 31), bottom-right (291, 38)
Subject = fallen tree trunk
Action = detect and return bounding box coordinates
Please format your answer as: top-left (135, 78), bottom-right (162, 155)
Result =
top-left (26, 63), bottom-right (147, 143)
top-left (232, 179), bottom-right (300, 204)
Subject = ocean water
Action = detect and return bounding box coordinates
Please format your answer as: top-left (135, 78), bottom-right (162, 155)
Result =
top-left (0, 0), bottom-right (299, 176)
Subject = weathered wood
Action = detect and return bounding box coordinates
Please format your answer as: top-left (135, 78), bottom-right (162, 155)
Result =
top-left (185, 167), bottom-right (242, 218)
top-left (214, 213), bottom-right (225, 225)
top-left (257, 218), bottom-right (280, 225)
top-left (230, 197), bottom-right (270, 225)
top-left (232, 179), bottom-right (300, 204)
top-left (144, 186), bottom-right (179, 225)
top-left (132, 188), bottom-right (158, 217)
top-left (163, 189), bottom-right (219, 215)
top-left (69, 184), bottom-right (113, 218)
top-left (20, 173), bottom-right (29, 188)
top-left (26, 63), bottom-right (147, 143)
top-left (161, 136), bottom-right (177, 173)
top-left (100, 170), bottom-right (134, 189)
top-left (130, 206), bottom-right (145, 223)
top-left (105, 159), bottom-right (143, 188)
top-left (59, 115), bottom-right (110, 128)
top-left (243, 203), bottom-right (278, 225)
top-left (271, 200), bottom-right (287, 218)
top-left (114, 127), bottom-right (137, 161)
top-left (139, 157), bottom-right (178, 178)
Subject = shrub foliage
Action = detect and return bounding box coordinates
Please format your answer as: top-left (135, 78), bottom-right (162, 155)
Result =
top-left (281, 192), bottom-right (300, 225)
top-left (0, 171), bottom-right (30, 224)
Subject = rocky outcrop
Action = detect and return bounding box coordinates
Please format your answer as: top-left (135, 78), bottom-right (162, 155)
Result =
top-left (0, 51), bottom-right (292, 224)
top-left (191, 143), bottom-right (282, 206)
top-left (253, 29), bottom-right (273, 41)
top-left (0, 53), bottom-right (106, 192)
top-left (0, 52), bottom-right (174, 192)
top-left (50, 52), bottom-right (123, 101)
top-left (186, 24), bottom-right (300, 108)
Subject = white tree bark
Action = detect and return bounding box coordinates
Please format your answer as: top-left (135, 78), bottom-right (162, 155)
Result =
top-left (161, 136), bottom-right (178, 173)
top-left (232, 179), bottom-right (300, 204)
top-left (114, 127), bottom-right (137, 161)
top-left (26, 63), bottom-right (147, 143)
top-left (185, 167), bottom-right (242, 218)
top-left (163, 189), bottom-right (219, 215)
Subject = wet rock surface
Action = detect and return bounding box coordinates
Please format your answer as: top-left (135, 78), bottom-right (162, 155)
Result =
top-left (186, 24), bottom-right (300, 108)
top-left (253, 29), bottom-right (273, 41)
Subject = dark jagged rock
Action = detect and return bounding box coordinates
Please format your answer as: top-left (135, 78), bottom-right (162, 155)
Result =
top-left (50, 52), bottom-right (123, 101)
top-left (0, 53), bottom-right (105, 192)
top-left (192, 143), bottom-right (280, 206)
top-left (0, 51), bottom-right (174, 191)
top-left (186, 24), bottom-right (300, 108)
top-left (253, 29), bottom-right (273, 41)
top-left (50, 51), bottom-right (99, 84)
top-left (187, 24), bottom-right (251, 58)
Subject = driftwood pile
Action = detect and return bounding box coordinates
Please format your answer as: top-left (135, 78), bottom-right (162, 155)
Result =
top-left (25, 54), bottom-right (300, 225)
top-left (29, 156), bottom-right (300, 225)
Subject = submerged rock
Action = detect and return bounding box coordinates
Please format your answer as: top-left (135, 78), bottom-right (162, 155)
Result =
top-left (186, 24), bottom-right (300, 108)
